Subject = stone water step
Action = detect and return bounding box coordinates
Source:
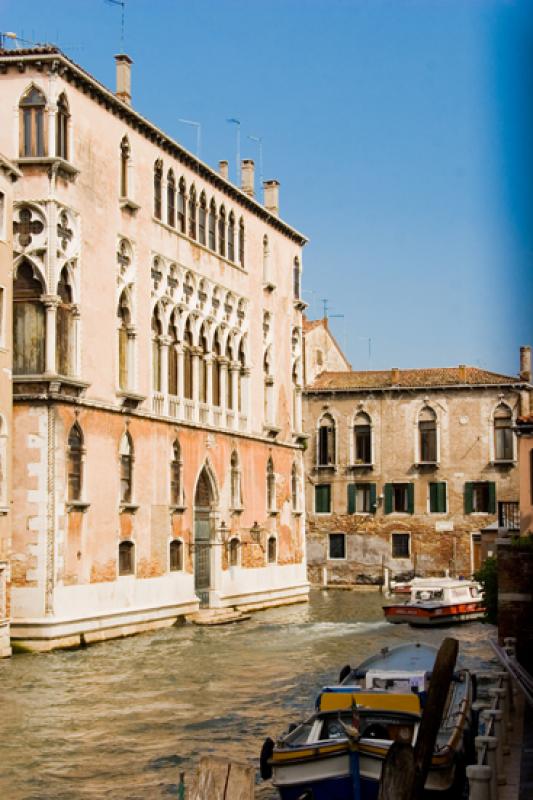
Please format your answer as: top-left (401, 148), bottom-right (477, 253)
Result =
top-left (188, 608), bottom-right (251, 626)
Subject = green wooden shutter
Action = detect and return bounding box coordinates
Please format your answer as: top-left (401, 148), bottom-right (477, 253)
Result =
top-left (464, 482), bottom-right (473, 514)
top-left (429, 482), bottom-right (438, 513)
top-left (438, 482), bottom-right (447, 513)
top-left (347, 484), bottom-right (356, 514)
top-left (384, 484), bottom-right (393, 515)
top-left (370, 483), bottom-right (377, 514)
top-left (488, 482), bottom-right (496, 514)
top-left (407, 483), bottom-right (415, 514)
top-left (315, 485), bottom-right (325, 513)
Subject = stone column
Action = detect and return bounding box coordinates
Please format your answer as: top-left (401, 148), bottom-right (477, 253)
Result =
top-left (205, 355), bottom-right (213, 424)
top-left (159, 335), bottom-right (170, 415)
top-left (47, 104), bottom-right (56, 157)
top-left (230, 362), bottom-right (240, 430)
top-left (219, 357), bottom-right (229, 427)
top-left (177, 344), bottom-right (185, 410)
top-left (191, 347), bottom-right (201, 422)
top-left (43, 295), bottom-right (60, 375)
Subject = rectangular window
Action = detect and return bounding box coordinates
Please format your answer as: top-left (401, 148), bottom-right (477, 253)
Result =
top-left (429, 482), bottom-right (447, 513)
top-left (348, 482), bottom-right (377, 514)
top-left (315, 484), bottom-right (331, 514)
top-left (392, 532), bottom-right (410, 559)
top-left (464, 481), bottom-right (496, 514)
top-left (419, 422), bottom-right (437, 462)
top-left (384, 483), bottom-right (414, 514)
top-left (328, 533), bottom-right (346, 560)
top-left (354, 426), bottom-right (371, 464)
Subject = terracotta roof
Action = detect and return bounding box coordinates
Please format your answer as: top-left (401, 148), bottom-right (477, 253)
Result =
top-left (309, 366), bottom-right (524, 391)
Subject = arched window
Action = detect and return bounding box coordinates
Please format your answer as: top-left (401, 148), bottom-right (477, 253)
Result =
top-left (291, 463), bottom-right (299, 512)
top-left (263, 348), bottom-right (273, 424)
top-left (293, 257), bottom-right (301, 299)
top-left (56, 266), bottom-right (74, 376)
top-left (238, 218), bottom-right (245, 267)
top-left (199, 326), bottom-right (208, 403)
top-left (67, 423), bottom-right (84, 502)
top-left (266, 457), bottom-right (276, 512)
top-left (353, 412), bottom-right (371, 465)
top-left (120, 136), bottom-right (130, 197)
top-left (119, 431), bottom-right (134, 503)
top-left (230, 451), bottom-right (241, 508)
top-left (169, 539), bottom-right (183, 571)
top-left (177, 178), bottom-right (186, 233)
top-left (170, 440), bottom-right (183, 506)
top-left (167, 170), bottom-right (176, 227)
top-left (199, 192), bottom-right (207, 245)
top-left (238, 340), bottom-right (246, 413)
top-left (318, 414), bottom-right (336, 466)
top-left (418, 406), bottom-right (437, 463)
top-left (168, 316), bottom-right (179, 397)
top-left (117, 290), bottom-right (132, 391)
top-left (13, 260), bottom-right (45, 375)
top-left (229, 537), bottom-right (239, 567)
top-left (226, 341), bottom-right (233, 410)
top-left (56, 93), bottom-right (69, 160)
top-left (212, 331), bottom-right (222, 407)
top-left (208, 199), bottom-right (216, 250)
top-left (228, 212), bottom-right (235, 261)
top-left (188, 185), bottom-right (197, 239)
top-left (20, 86), bottom-right (46, 157)
top-left (151, 307), bottom-right (163, 392)
top-left (118, 540), bottom-right (134, 576)
top-left (154, 160), bottom-right (162, 219)
top-left (494, 405), bottom-right (513, 462)
top-left (218, 206), bottom-right (226, 257)
top-left (267, 535), bottom-right (277, 564)
top-left (183, 318), bottom-right (193, 400)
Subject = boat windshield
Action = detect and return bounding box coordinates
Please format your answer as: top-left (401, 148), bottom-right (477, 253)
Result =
top-left (414, 589), bottom-right (443, 601)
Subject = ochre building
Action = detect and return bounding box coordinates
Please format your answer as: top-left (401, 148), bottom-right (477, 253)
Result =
top-left (0, 46), bottom-right (309, 651)
top-left (303, 321), bottom-right (531, 585)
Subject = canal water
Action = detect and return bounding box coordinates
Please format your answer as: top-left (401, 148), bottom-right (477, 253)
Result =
top-left (0, 589), bottom-right (497, 799)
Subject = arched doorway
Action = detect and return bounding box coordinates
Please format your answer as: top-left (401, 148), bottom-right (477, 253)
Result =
top-left (194, 465), bottom-right (216, 607)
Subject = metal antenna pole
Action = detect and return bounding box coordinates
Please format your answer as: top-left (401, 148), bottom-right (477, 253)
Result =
top-left (105, 0), bottom-right (126, 51)
top-left (248, 135), bottom-right (263, 200)
top-left (227, 118), bottom-right (241, 184)
top-left (178, 118), bottom-right (202, 158)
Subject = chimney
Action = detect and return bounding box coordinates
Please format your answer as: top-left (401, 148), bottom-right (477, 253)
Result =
top-left (458, 364), bottom-right (467, 382)
top-left (241, 159), bottom-right (255, 197)
top-left (115, 54), bottom-right (133, 105)
top-left (263, 179), bottom-right (280, 216)
top-left (520, 345), bottom-right (531, 382)
top-left (391, 367), bottom-right (400, 384)
top-left (219, 160), bottom-right (229, 180)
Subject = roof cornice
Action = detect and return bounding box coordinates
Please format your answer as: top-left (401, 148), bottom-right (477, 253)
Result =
top-left (304, 381), bottom-right (530, 395)
top-left (0, 47), bottom-right (308, 246)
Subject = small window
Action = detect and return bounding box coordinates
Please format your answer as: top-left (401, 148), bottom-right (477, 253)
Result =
top-left (56, 93), bottom-right (69, 160)
top-left (353, 413), bottom-right (371, 464)
top-left (418, 407), bottom-right (437, 463)
top-left (169, 539), bottom-right (183, 571)
top-left (291, 463), bottom-right (299, 511)
top-left (208, 199), bottom-right (216, 250)
top-left (154, 160), bottom-right (162, 219)
top-left (228, 212), bottom-right (235, 261)
top-left (119, 432), bottom-right (134, 504)
top-left (318, 415), bottom-right (336, 466)
top-left (177, 178), bottom-right (186, 233)
top-left (392, 533), bottom-right (410, 559)
top-left (384, 483), bottom-right (414, 514)
top-left (328, 533), bottom-right (346, 560)
top-left (293, 257), bottom-right (301, 299)
top-left (348, 483), bottom-right (376, 514)
top-left (230, 451), bottom-right (241, 508)
top-left (118, 540), bottom-right (134, 575)
top-left (229, 537), bottom-right (239, 567)
top-left (167, 170), bottom-right (176, 227)
top-left (266, 457), bottom-right (276, 512)
top-left (120, 136), bottom-right (130, 197)
top-left (170, 440), bottom-right (182, 506)
top-left (67, 423), bottom-right (83, 502)
top-left (20, 86), bottom-right (46, 157)
top-left (315, 484), bottom-right (331, 514)
top-left (429, 482), bottom-right (447, 513)
top-left (494, 405), bottom-right (513, 462)
top-left (465, 481), bottom-right (496, 514)
top-left (267, 535), bottom-right (277, 564)
top-left (238, 218), bottom-right (245, 266)
top-left (188, 185), bottom-right (197, 239)
top-left (199, 193), bottom-right (207, 245)
top-left (218, 206), bottom-right (226, 257)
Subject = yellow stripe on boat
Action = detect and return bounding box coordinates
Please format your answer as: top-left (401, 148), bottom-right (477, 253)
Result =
top-left (319, 691), bottom-right (421, 714)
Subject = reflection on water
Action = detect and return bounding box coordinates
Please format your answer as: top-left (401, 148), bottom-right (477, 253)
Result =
top-left (0, 589), bottom-right (497, 799)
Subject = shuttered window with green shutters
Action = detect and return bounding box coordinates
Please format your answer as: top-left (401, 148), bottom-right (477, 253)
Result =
top-left (315, 484), bottom-right (331, 514)
top-left (429, 482), bottom-right (447, 513)
top-left (464, 481), bottom-right (496, 514)
top-left (384, 483), bottom-right (414, 514)
top-left (348, 483), bottom-right (377, 514)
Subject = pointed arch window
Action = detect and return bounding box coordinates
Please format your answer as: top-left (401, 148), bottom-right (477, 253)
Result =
top-left (237, 340), bottom-right (246, 413)
top-left (169, 539), bottom-right (184, 571)
top-left (228, 212), bottom-right (235, 261)
top-left (56, 93), bottom-right (69, 160)
top-left (238, 218), bottom-right (245, 267)
top-left (293, 257), bottom-right (301, 299)
top-left (267, 457), bottom-right (276, 513)
top-left (212, 331), bottom-right (222, 407)
top-left (418, 406), bottom-right (437, 464)
top-left (154, 160), bottom-right (162, 219)
top-left (119, 432), bottom-right (134, 504)
top-left (188, 185), bottom-right (197, 239)
top-left (118, 540), bottom-right (134, 576)
top-left (57, 266), bottom-right (74, 376)
top-left (168, 317), bottom-right (179, 397)
top-left (199, 326), bottom-right (208, 403)
top-left (167, 170), bottom-right (176, 227)
top-left (183, 319), bottom-right (193, 400)
top-left (13, 260), bottom-right (45, 375)
top-left (170, 440), bottom-right (183, 506)
top-left (208, 199), bottom-right (216, 250)
top-left (267, 535), bottom-right (277, 564)
top-left (20, 86), bottom-right (46, 157)
top-left (229, 537), bottom-right (240, 567)
top-left (230, 451), bottom-right (241, 509)
top-left (117, 290), bottom-right (133, 391)
top-left (120, 136), bottom-right (130, 197)
top-left (199, 193), bottom-right (207, 245)
top-left (151, 307), bottom-right (163, 392)
top-left (494, 405), bottom-right (513, 462)
top-left (177, 178), bottom-right (186, 233)
top-left (226, 341), bottom-right (234, 410)
top-left (353, 412), bottom-right (372, 465)
top-left (318, 415), bottom-right (336, 466)
top-left (291, 463), bottom-right (300, 512)
top-left (218, 206), bottom-right (226, 257)
top-left (67, 423), bottom-right (84, 502)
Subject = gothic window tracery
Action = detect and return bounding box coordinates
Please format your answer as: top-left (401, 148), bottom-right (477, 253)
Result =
top-left (20, 86), bottom-right (46, 157)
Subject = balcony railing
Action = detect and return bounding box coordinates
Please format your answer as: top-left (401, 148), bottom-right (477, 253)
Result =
top-left (183, 399), bottom-right (195, 422)
top-left (498, 501), bottom-right (520, 531)
top-left (152, 392), bottom-right (164, 415)
top-left (199, 403), bottom-right (209, 425)
top-left (168, 395), bottom-right (180, 418)
top-left (238, 414), bottom-right (248, 432)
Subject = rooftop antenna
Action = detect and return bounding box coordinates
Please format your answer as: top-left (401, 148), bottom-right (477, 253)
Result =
top-left (0, 31), bottom-right (17, 49)
top-left (321, 299), bottom-right (347, 354)
top-left (105, 0), bottom-right (126, 51)
top-left (248, 135), bottom-right (263, 200)
top-left (227, 118), bottom-right (241, 184)
top-left (358, 337), bottom-right (372, 366)
top-left (178, 118), bottom-right (201, 158)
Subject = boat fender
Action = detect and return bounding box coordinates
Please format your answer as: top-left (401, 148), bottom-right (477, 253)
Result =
top-left (338, 664), bottom-right (351, 683)
top-left (260, 737), bottom-right (275, 780)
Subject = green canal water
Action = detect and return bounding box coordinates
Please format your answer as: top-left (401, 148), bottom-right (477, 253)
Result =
top-left (0, 589), bottom-right (498, 799)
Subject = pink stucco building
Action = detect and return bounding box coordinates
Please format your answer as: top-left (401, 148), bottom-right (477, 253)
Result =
top-left (0, 46), bottom-right (308, 651)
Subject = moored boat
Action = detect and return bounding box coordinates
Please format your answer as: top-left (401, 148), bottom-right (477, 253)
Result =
top-left (260, 642), bottom-right (473, 800)
top-left (383, 577), bottom-right (485, 626)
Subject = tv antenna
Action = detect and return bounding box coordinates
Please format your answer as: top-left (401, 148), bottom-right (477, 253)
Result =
top-left (105, 0), bottom-right (127, 51)
top-left (178, 118), bottom-right (201, 158)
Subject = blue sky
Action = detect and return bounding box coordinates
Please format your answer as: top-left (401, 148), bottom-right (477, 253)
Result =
top-left (1, 0), bottom-right (532, 374)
